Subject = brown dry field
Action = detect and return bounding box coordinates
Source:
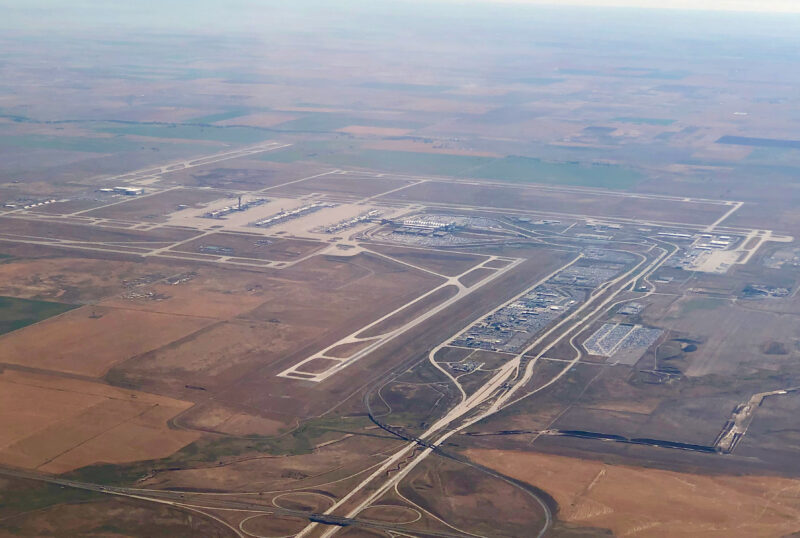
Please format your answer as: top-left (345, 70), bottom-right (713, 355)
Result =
top-left (224, 248), bottom-right (571, 420)
top-left (458, 267), bottom-right (495, 287)
top-left (0, 256), bottom-right (168, 303)
top-left (108, 319), bottom-right (318, 398)
top-left (469, 449), bottom-right (800, 538)
top-left (338, 528), bottom-right (388, 538)
top-left (110, 252), bottom-right (442, 417)
top-left (357, 284), bottom-right (458, 338)
top-left (82, 188), bottom-right (222, 221)
top-left (337, 125), bottom-right (413, 136)
top-left (398, 456), bottom-right (548, 537)
top-left (326, 339), bottom-right (379, 358)
top-left (270, 172), bottom-right (416, 198)
top-left (359, 504), bottom-right (421, 524)
top-left (240, 514), bottom-right (308, 536)
top-left (434, 345), bottom-right (474, 363)
top-left (367, 244), bottom-right (487, 276)
top-left (175, 401), bottom-right (290, 437)
top-left (245, 253), bottom-right (443, 329)
top-left (0, 305), bottom-right (214, 377)
top-left (468, 350), bottom-right (513, 370)
top-left (644, 295), bottom-right (800, 377)
top-left (0, 495), bottom-right (233, 537)
top-left (173, 232), bottom-right (325, 261)
top-left (273, 490), bottom-right (335, 511)
top-left (483, 258), bottom-right (512, 268)
top-left (0, 370), bottom-right (198, 473)
top-left (99, 272), bottom-right (272, 319)
top-left (295, 357), bottom-right (341, 374)
top-left (383, 181), bottom-right (729, 225)
top-left (0, 216), bottom-right (198, 243)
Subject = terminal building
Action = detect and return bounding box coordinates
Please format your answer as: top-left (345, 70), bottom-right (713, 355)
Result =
top-left (393, 216), bottom-right (458, 235)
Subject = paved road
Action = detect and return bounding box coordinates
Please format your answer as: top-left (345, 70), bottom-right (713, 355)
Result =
top-left (299, 239), bottom-right (671, 538)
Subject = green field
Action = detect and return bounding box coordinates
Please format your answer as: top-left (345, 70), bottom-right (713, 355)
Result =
top-left (466, 155), bottom-right (642, 189)
top-left (0, 296), bottom-right (77, 335)
top-left (321, 149), bottom-right (491, 176)
top-left (0, 134), bottom-right (150, 153)
top-left (272, 113), bottom-right (425, 132)
top-left (613, 117), bottom-right (676, 126)
top-left (279, 148), bottom-right (643, 189)
top-left (187, 108), bottom-right (252, 124)
top-left (258, 140), bottom-right (353, 163)
top-left (97, 123), bottom-right (272, 144)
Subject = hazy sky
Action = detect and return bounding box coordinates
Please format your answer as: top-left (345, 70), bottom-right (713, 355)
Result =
top-left (469, 0), bottom-right (800, 13)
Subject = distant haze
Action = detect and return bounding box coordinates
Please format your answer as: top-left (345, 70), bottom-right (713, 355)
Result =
top-left (464, 0), bottom-right (800, 13)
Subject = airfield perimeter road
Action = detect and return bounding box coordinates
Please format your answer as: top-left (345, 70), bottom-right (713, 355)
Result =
top-left (278, 253), bottom-right (525, 381)
top-left (0, 234), bottom-right (669, 538)
top-left (295, 240), bottom-right (669, 538)
top-left (0, 148), bottom-right (772, 536)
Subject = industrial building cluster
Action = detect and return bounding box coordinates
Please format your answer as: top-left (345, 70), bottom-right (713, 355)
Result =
top-left (550, 264), bottom-right (623, 287)
top-left (448, 247), bottom-right (637, 356)
top-left (451, 284), bottom-right (582, 353)
top-left (667, 232), bottom-right (741, 270)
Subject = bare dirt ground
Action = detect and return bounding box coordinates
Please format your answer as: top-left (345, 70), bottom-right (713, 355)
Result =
top-left (0, 370), bottom-right (198, 473)
top-left (468, 449), bottom-right (800, 538)
top-left (175, 401), bottom-right (290, 437)
top-left (0, 257), bottom-right (160, 303)
top-left (109, 320), bottom-right (319, 398)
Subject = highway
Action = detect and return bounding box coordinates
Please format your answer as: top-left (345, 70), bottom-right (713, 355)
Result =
top-left (296, 236), bottom-right (673, 538)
